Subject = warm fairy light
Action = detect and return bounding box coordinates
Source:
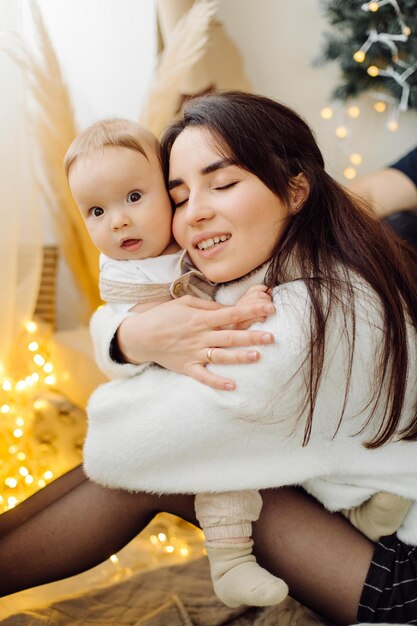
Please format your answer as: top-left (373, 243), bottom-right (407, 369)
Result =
top-left (43, 363), bottom-right (53, 373)
top-left (403, 26), bottom-right (411, 36)
top-left (387, 120), bottom-right (399, 131)
top-left (44, 375), bottom-right (56, 385)
top-left (28, 341), bottom-right (39, 352)
top-left (109, 554), bottom-right (119, 564)
top-left (1, 404), bottom-right (10, 414)
top-left (19, 466), bottom-right (29, 477)
top-left (15, 380), bottom-right (26, 392)
top-left (374, 101), bottom-right (386, 113)
top-left (25, 475), bottom-right (34, 485)
top-left (367, 65), bottom-right (379, 77)
top-left (8, 445), bottom-right (17, 455)
top-left (33, 399), bottom-right (45, 410)
top-left (157, 532), bottom-right (167, 542)
top-left (43, 470), bottom-right (53, 480)
top-left (353, 50), bottom-right (366, 63)
top-left (7, 497), bottom-right (18, 508)
top-left (320, 106), bottom-right (333, 120)
top-left (343, 167), bottom-right (357, 180)
top-left (2, 380), bottom-right (12, 391)
top-left (13, 428), bottom-right (24, 438)
top-left (347, 105), bottom-right (360, 118)
top-left (165, 545), bottom-right (175, 553)
top-left (335, 126), bottom-right (348, 138)
top-left (368, 1), bottom-right (379, 11)
top-left (5, 477), bottom-right (17, 488)
top-left (350, 153), bottom-right (363, 165)
top-left (34, 354), bottom-right (45, 366)
top-left (150, 534), bottom-right (159, 546)
top-left (15, 417), bottom-right (24, 427)
top-left (25, 376), bottom-right (35, 386)
top-left (17, 452), bottom-right (26, 461)
top-left (180, 547), bottom-right (189, 556)
top-left (25, 321), bottom-right (37, 334)
top-left (31, 373), bottom-right (39, 383)
top-left (38, 479), bottom-right (46, 488)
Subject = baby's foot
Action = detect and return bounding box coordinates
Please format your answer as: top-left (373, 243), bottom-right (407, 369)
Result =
top-left (205, 540), bottom-right (288, 608)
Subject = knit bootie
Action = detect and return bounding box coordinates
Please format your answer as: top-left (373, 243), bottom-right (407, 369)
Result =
top-left (342, 492), bottom-right (411, 541)
top-left (205, 539), bottom-right (289, 608)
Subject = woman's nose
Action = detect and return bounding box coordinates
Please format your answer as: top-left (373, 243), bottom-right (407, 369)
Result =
top-left (185, 193), bottom-right (215, 225)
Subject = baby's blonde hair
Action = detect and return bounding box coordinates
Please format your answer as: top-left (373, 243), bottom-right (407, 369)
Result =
top-left (64, 118), bottom-right (158, 177)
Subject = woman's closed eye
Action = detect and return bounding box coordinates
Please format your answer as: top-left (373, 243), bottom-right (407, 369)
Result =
top-left (213, 181), bottom-right (238, 191)
top-left (127, 190), bottom-right (142, 203)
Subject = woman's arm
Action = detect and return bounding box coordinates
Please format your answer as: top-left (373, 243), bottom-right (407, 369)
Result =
top-left (90, 295), bottom-right (276, 389)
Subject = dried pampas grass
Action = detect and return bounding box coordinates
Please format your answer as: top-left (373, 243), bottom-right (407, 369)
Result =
top-left (16, 0), bottom-right (100, 313)
top-left (141, 0), bottom-right (218, 137)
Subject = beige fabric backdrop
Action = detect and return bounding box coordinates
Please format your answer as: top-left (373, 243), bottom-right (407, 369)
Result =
top-left (0, 0), bottom-right (42, 366)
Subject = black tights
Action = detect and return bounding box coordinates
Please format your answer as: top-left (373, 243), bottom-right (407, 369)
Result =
top-left (0, 465), bottom-right (374, 625)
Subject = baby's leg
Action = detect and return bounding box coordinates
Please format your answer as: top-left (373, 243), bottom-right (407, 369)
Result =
top-left (195, 490), bottom-right (288, 608)
top-left (341, 491), bottom-right (411, 541)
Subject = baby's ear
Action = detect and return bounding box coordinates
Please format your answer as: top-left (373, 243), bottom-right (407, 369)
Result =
top-left (289, 173), bottom-right (310, 214)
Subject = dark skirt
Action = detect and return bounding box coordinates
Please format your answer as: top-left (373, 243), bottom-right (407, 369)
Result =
top-left (357, 534), bottom-right (417, 624)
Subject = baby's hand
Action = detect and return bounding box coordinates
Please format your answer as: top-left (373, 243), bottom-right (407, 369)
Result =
top-left (233, 285), bottom-right (273, 330)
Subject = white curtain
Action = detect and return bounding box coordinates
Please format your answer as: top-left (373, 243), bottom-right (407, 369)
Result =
top-left (0, 0), bottom-right (42, 367)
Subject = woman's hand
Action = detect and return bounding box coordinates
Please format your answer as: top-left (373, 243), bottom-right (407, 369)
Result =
top-left (116, 295), bottom-right (275, 390)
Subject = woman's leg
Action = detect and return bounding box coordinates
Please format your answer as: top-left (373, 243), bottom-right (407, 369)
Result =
top-left (0, 465), bottom-right (196, 597)
top-left (0, 476), bottom-right (374, 625)
top-left (253, 487), bottom-right (375, 625)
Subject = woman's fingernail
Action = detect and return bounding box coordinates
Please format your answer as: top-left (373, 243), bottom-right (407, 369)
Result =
top-left (224, 382), bottom-right (235, 391)
top-left (247, 351), bottom-right (259, 361)
top-left (263, 304), bottom-right (275, 314)
top-left (261, 333), bottom-right (273, 343)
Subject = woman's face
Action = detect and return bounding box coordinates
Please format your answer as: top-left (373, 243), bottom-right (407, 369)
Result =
top-left (169, 127), bottom-right (292, 283)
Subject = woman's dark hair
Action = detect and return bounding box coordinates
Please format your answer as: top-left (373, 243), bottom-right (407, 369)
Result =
top-left (160, 90), bottom-right (417, 449)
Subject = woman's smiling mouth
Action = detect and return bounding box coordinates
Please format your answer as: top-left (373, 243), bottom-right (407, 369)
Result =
top-left (194, 234), bottom-right (231, 251)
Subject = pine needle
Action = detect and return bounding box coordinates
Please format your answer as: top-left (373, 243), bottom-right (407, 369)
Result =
top-left (141, 0), bottom-right (218, 136)
top-left (15, 0), bottom-right (100, 313)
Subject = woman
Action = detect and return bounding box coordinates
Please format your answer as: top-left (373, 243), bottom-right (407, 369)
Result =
top-left (1, 92), bottom-right (417, 625)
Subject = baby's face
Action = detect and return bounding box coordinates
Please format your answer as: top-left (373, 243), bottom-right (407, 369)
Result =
top-left (69, 146), bottom-right (174, 260)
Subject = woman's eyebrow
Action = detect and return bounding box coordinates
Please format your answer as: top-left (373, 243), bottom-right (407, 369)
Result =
top-left (168, 159), bottom-right (235, 191)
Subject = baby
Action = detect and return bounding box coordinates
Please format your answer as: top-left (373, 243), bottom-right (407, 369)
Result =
top-left (65, 118), bottom-right (410, 608)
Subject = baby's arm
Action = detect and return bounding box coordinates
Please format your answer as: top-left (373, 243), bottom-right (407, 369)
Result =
top-left (341, 492), bottom-right (411, 541)
top-left (229, 285), bottom-right (273, 330)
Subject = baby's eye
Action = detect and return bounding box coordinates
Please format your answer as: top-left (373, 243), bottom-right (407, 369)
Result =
top-left (90, 206), bottom-right (104, 217)
top-left (127, 191), bottom-right (142, 203)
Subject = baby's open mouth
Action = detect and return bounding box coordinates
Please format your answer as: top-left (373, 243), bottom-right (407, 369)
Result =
top-left (121, 239), bottom-right (142, 250)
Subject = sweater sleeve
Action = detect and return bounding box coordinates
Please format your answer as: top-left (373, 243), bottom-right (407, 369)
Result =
top-left (83, 281), bottom-right (330, 494)
top-left (89, 305), bottom-right (150, 379)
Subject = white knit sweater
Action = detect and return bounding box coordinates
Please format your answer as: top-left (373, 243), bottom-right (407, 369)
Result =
top-left (85, 267), bottom-right (417, 545)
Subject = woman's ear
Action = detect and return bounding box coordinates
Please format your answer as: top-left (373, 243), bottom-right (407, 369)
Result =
top-left (289, 173), bottom-right (310, 214)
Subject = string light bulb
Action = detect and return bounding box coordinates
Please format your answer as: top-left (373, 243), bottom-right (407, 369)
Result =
top-left (368, 1), bottom-right (379, 11)
top-left (347, 105), bottom-right (360, 118)
top-left (387, 120), bottom-right (399, 131)
top-left (350, 153), bottom-right (363, 165)
top-left (403, 26), bottom-right (411, 36)
top-left (367, 65), bottom-right (379, 77)
top-left (353, 50), bottom-right (366, 63)
top-left (25, 321), bottom-right (37, 334)
top-left (343, 167), bottom-right (357, 180)
top-left (320, 107), bottom-right (334, 120)
top-left (335, 126), bottom-right (348, 138)
top-left (374, 101), bottom-right (386, 113)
